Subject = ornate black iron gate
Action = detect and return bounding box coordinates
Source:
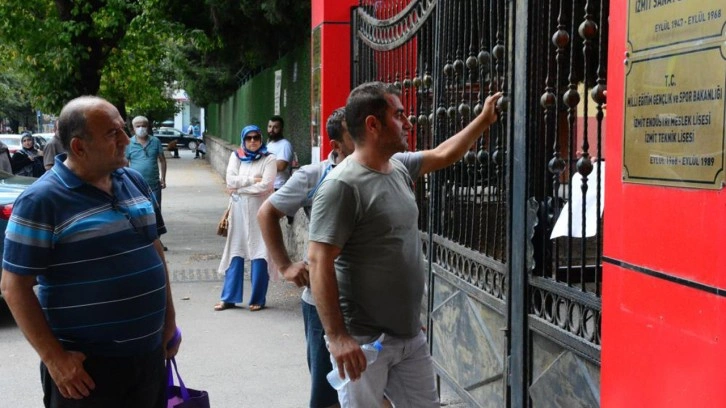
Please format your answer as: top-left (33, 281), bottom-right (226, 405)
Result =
top-left (351, 0), bottom-right (607, 406)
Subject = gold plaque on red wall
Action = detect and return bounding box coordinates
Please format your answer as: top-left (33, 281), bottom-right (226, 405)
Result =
top-left (624, 1), bottom-right (726, 189)
top-left (627, 0), bottom-right (725, 52)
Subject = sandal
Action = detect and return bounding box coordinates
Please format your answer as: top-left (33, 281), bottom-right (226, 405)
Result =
top-left (214, 302), bottom-right (235, 311)
top-left (249, 304), bottom-right (265, 312)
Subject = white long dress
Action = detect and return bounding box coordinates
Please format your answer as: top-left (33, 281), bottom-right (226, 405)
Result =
top-left (218, 151), bottom-right (277, 274)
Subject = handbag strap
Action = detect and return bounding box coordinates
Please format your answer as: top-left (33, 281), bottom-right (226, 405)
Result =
top-left (166, 357), bottom-right (191, 401)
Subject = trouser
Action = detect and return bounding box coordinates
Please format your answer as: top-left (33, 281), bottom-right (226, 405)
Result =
top-left (333, 330), bottom-right (439, 408)
top-left (302, 301), bottom-right (339, 408)
top-left (220, 257), bottom-right (269, 306)
top-left (151, 186), bottom-right (162, 209)
top-left (41, 347), bottom-right (166, 408)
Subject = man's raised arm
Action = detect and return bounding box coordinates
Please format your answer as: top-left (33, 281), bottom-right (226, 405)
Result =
top-left (418, 92), bottom-right (503, 176)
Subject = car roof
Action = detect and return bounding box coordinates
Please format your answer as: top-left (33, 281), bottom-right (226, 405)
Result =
top-left (0, 134), bottom-right (23, 144)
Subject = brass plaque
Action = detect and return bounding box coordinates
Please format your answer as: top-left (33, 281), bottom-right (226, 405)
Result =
top-left (625, 0), bottom-right (726, 189)
top-left (628, 0), bottom-right (725, 52)
top-left (623, 46), bottom-right (726, 188)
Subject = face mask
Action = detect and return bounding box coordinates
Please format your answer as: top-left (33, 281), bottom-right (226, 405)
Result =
top-left (134, 127), bottom-right (148, 137)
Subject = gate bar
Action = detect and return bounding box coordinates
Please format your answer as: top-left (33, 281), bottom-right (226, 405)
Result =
top-left (510, 0), bottom-right (531, 406)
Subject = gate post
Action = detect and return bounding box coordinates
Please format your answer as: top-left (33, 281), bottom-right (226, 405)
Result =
top-left (311, 0), bottom-right (358, 162)
top-left (510, 0), bottom-right (531, 406)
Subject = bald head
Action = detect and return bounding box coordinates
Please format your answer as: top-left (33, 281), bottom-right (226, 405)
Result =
top-left (58, 96), bottom-right (108, 151)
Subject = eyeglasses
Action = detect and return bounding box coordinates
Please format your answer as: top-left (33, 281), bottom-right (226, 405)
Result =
top-left (244, 135), bottom-right (262, 142)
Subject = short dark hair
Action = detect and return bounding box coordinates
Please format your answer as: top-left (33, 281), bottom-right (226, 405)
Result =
top-left (325, 108), bottom-right (346, 142)
top-left (345, 81), bottom-right (399, 142)
top-left (58, 96), bottom-right (102, 151)
top-left (269, 115), bottom-right (284, 129)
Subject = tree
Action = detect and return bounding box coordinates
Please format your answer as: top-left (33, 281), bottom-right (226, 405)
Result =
top-left (0, 0), bottom-right (180, 119)
top-left (160, 0), bottom-right (311, 107)
top-left (0, 0), bottom-right (311, 117)
top-left (0, 53), bottom-right (37, 131)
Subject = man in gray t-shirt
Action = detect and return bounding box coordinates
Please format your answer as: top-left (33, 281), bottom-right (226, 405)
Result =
top-left (43, 133), bottom-right (66, 171)
top-left (308, 82), bottom-right (502, 407)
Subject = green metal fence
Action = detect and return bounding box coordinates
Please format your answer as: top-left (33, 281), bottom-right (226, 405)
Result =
top-left (206, 42), bottom-right (311, 165)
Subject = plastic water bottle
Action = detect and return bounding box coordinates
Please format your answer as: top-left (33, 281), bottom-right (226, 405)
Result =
top-left (326, 339), bottom-right (384, 390)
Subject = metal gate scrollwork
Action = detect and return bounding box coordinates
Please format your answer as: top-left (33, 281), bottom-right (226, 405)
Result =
top-left (352, 0), bottom-right (608, 406)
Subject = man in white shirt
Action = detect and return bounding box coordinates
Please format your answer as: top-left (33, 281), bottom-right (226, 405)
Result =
top-left (265, 115), bottom-right (294, 190)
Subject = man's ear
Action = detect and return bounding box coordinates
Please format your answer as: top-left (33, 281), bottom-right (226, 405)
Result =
top-left (364, 115), bottom-right (380, 135)
top-left (329, 139), bottom-right (340, 153)
top-left (69, 137), bottom-right (85, 158)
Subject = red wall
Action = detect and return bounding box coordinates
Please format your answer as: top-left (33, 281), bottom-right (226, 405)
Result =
top-left (312, 0), bottom-right (358, 161)
top-left (602, 1), bottom-right (726, 406)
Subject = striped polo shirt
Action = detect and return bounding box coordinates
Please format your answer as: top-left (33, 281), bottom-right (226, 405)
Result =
top-left (3, 155), bottom-right (168, 356)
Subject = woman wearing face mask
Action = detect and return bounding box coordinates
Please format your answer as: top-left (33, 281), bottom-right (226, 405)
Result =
top-left (215, 125), bottom-right (277, 312)
top-left (11, 132), bottom-right (45, 177)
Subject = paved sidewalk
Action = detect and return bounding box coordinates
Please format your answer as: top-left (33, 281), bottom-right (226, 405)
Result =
top-left (162, 150), bottom-right (467, 407)
top-left (161, 149), bottom-right (310, 407)
top-left (0, 148), bottom-right (466, 407)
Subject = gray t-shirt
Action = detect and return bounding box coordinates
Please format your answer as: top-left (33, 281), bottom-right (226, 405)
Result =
top-left (269, 158), bottom-right (333, 305)
top-left (309, 152), bottom-right (424, 338)
top-left (43, 136), bottom-right (66, 169)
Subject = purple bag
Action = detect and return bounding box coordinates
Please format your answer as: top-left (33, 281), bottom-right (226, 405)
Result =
top-left (166, 358), bottom-right (210, 408)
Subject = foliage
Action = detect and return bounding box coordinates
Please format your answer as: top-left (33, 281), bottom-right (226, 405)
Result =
top-left (159, 0), bottom-right (311, 107)
top-left (0, 0), bottom-right (311, 119)
top-left (0, 0), bottom-right (181, 120)
top-left (0, 53), bottom-right (35, 129)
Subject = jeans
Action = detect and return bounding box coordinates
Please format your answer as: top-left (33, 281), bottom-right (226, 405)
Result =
top-left (151, 186), bottom-right (162, 209)
top-left (302, 301), bottom-right (339, 408)
top-left (220, 257), bottom-right (269, 306)
top-left (334, 330), bottom-right (439, 408)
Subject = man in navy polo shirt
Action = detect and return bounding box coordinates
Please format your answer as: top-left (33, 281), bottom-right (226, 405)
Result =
top-left (0, 96), bottom-right (179, 408)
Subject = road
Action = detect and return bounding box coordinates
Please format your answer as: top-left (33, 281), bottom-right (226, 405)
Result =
top-left (0, 148), bottom-right (465, 407)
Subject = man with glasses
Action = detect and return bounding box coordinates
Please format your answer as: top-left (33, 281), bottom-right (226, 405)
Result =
top-left (0, 96), bottom-right (179, 407)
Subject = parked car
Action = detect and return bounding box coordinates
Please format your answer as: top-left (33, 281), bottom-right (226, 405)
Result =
top-left (152, 127), bottom-right (201, 151)
top-left (34, 133), bottom-right (55, 150)
top-left (0, 170), bottom-right (36, 300)
top-left (0, 135), bottom-right (23, 154)
top-left (0, 134), bottom-right (49, 154)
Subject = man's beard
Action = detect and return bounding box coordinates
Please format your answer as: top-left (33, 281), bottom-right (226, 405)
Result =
top-left (268, 132), bottom-right (283, 141)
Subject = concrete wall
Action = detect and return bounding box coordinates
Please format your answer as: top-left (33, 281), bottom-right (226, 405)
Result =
top-left (204, 135), bottom-right (309, 262)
